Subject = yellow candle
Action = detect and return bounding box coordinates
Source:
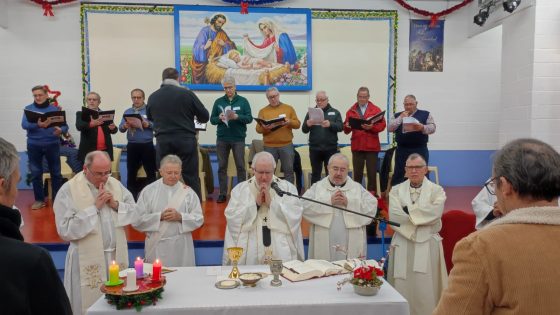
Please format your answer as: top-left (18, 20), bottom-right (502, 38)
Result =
top-left (109, 260), bottom-right (119, 285)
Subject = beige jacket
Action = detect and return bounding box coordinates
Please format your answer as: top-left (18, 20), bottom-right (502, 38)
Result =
top-left (433, 206), bottom-right (560, 315)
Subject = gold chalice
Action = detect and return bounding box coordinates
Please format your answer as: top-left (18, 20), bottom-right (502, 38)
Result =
top-left (227, 247), bottom-right (243, 279)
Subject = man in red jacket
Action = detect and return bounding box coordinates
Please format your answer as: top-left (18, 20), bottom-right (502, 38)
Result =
top-left (343, 87), bottom-right (386, 194)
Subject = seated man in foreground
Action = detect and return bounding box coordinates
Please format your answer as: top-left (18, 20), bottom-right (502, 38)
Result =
top-left (54, 151), bottom-right (136, 315)
top-left (387, 153), bottom-right (447, 315)
top-left (434, 138), bottom-right (560, 315)
top-left (222, 151), bottom-right (304, 265)
top-left (134, 154), bottom-right (204, 267)
top-left (302, 153), bottom-right (377, 261)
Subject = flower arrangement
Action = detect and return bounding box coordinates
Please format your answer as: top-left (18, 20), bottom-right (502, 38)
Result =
top-left (350, 264), bottom-right (384, 288)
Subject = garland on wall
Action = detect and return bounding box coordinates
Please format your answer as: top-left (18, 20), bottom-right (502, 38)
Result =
top-left (30, 0), bottom-right (78, 16)
top-left (393, 0), bottom-right (473, 27)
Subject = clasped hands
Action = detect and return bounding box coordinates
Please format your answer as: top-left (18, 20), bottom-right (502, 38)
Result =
top-left (331, 190), bottom-right (348, 207)
top-left (160, 208), bottom-right (182, 222)
top-left (95, 183), bottom-right (119, 211)
top-left (256, 183), bottom-right (271, 208)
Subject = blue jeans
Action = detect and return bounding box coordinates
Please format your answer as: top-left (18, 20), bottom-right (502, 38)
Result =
top-left (42, 146), bottom-right (83, 174)
top-left (28, 142), bottom-right (62, 201)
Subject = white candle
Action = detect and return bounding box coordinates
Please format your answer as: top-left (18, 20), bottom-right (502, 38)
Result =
top-left (126, 269), bottom-right (136, 289)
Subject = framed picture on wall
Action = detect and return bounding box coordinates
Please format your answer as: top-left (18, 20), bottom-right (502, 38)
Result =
top-left (409, 19), bottom-right (444, 72)
top-left (174, 5), bottom-right (312, 91)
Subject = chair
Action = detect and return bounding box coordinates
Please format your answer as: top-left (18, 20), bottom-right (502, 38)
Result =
top-left (428, 166), bottom-right (440, 185)
top-left (43, 156), bottom-right (75, 200)
top-left (198, 148), bottom-right (207, 201)
top-left (340, 146), bottom-right (381, 195)
top-left (294, 145), bottom-right (312, 190)
top-left (226, 146), bottom-right (250, 194)
top-left (439, 210), bottom-right (477, 273)
top-left (137, 165), bottom-right (147, 178)
top-left (111, 147), bottom-right (122, 180)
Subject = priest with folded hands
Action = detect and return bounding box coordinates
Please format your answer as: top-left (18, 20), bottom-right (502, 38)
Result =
top-left (133, 154), bottom-right (204, 267)
top-left (222, 151), bottom-right (304, 265)
top-left (302, 153), bottom-right (377, 261)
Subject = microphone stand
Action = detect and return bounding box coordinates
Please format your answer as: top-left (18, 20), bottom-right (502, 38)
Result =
top-left (273, 185), bottom-right (400, 227)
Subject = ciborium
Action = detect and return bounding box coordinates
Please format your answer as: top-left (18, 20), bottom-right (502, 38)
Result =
top-left (269, 259), bottom-right (283, 287)
top-left (227, 247), bottom-right (243, 279)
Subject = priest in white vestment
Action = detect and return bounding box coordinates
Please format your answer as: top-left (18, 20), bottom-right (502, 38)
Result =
top-left (302, 153), bottom-right (377, 260)
top-left (53, 151), bottom-right (136, 315)
top-left (222, 151), bottom-right (304, 265)
top-left (387, 153), bottom-right (448, 315)
top-left (133, 154), bottom-right (204, 267)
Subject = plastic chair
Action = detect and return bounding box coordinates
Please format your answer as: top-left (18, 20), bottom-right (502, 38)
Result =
top-left (294, 145), bottom-right (312, 190)
top-left (428, 166), bottom-right (440, 185)
top-left (227, 146), bottom-right (250, 194)
top-left (198, 148), bottom-right (207, 201)
top-left (111, 147), bottom-right (122, 180)
top-left (43, 156), bottom-right (74, 200)
top-left (439, 210), bottom-right (477, 273)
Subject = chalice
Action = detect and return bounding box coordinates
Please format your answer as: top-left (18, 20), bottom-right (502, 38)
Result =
top-left (227, 247), bottom-right (243, 279)
top-left (269, 259), bottom-right (283, 287)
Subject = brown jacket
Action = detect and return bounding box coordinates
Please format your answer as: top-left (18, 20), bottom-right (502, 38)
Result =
top-left (433, 207), bottom-right (560, 315)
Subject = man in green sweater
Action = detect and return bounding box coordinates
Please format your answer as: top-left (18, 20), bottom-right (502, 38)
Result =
top-left (210, 76), bottom-right (253, 203)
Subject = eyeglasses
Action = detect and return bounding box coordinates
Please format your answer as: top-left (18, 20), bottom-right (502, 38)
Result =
top-left (316, 98), bottom-right (327, 102)
top-left (87, 98), bottom-right (99, 101)
top-left (484, 177), bottom-right (496, 195)
top-left (223, 86), bottom-right (235, 90)
top-left (87, 167), bottom-right (112, 178)
top-left (267, 94), bottom-right (279, 99)
top-left (405, 165), bottom-right (426, 171)
top-left (253, 169), bottom-right (273, 175)
top-left (131, 96), bottom-right (144, 99)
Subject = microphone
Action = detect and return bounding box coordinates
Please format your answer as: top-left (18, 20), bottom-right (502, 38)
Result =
top-left (270, 182), bottom-right (284, 197)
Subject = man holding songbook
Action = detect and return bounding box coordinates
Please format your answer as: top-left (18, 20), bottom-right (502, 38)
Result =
top-left (302, 153), bottom-right (377, 261)
top-left (387, 153), bottom-right (447, 315)
top-left (343, 86), bottom-right (386, 194)
top-left (119, 88), bottom-right (157, 200)
top-left (255, 87), bottom-right (301, 184)
top-left (222, 151), bottom-right (304, 265)
top-left (22, 85), bottom-right (68, 209)
top-left (302, 91), bottom-right (343, 185)
top-left (76, 91), bottom-right (118, 163)
top-left (388, 94), bottom-right (436, 186)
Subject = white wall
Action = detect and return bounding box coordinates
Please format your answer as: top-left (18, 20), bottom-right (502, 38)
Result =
top-left (0, 0), bottom-right (502, 151)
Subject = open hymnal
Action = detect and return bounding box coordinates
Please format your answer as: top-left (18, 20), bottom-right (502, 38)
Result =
top-left (81, 107), bottom-right (115, 126)
top-left (123, 113), bottom-right (144, 130)
top-left (282, 259), bottom-right (348, 282)
top-left (332, 259), bottom-right (381, 272)
top-left (307, 107), bottom-right (324, 125)
top-left (255, 115), bottom-right (286, 132)
top-left (403, 116), bottom-right (421, 133)
top-left (24, 109), bottom-right (66, 127)
top-left (194, 116), bottom-right (207, 131)
top-left (219, 105), bottom-right (235, 127)
top-left (348, 110), bottom-right (386, 130)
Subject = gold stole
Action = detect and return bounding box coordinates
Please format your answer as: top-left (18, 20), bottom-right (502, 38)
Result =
top-left (68, 172), bottom-right (128, 315)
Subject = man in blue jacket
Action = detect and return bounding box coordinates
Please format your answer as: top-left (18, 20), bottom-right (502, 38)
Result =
top-left (22, 85), bottom-right (68, 209)
top-left (119, 88), bottom-right (156, 200)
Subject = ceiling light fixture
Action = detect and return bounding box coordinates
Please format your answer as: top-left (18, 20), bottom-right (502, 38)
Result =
top-left (503, 0), bottom-right (521, 13)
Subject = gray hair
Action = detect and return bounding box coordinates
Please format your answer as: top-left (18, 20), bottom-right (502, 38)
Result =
top-left (493, 138), bottom-right (560, 201)
top-left (222, 76), bottom-right (236, 87)
top-left (357, 86), bottom-right (370, 96)
top-left (316, 90), bottom-right (328, 100)
top-left (404, 94), bottom-right (417, 102)
top-left (406, 153), bottom-right (426, 165)
top-left (252, 151), bottom-right (276, 170)
top-left (328, 153), bottom-right (349, 166)
top-left (0, 138), bottom-right (19, 191)
top-left (160, 154), bottom-right (182, 168)
top-left (87, 91), bottom-right (101, 102)
top-left (84, 151), bottom-right (110, 168)
top-left (266, 86), bottom-right (279, 97)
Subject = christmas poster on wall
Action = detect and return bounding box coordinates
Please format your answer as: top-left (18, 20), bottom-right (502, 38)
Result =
top-left (409, 19), bottom-right (444, 72)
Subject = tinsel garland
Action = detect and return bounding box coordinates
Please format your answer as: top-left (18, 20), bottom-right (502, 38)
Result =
top-left (393, 0), bottom-right (473, 27)
top-left (105, 287), bottom-right (164, 311)
top-left (30, 0), bottom-right (78, 16)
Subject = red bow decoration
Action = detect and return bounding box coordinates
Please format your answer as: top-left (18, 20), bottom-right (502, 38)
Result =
top-left (394, 0), bottom-right (473, 28)
top-left (44, 85), bottom-right (62, 107)
top-left (30, 0), bottom-right (78, 17)
top-left (240, 2), bottom-right (249, 14)
top-left (42, 2), bottom-right (54, 16)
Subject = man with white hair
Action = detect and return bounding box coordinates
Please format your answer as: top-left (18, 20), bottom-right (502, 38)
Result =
top-left (54, 150), bottom-right (136, 315)
top-left (302, 153), bottom-right (377, 260)
top-left (134, 154), bottom-right (204, 267)
top-left (387, 153), bottom-right (447, 315)
top-left (222, 151), bottom-right (304, 265)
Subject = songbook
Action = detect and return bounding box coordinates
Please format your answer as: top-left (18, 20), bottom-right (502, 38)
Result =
top-left (307, 107), bottom-right (324, 125)
top-left (24, 109), bottom-right (66, 127)
top-left (348, 110), bottom-right (386, 130)
top-left (194, 116), bottom-right (207, 131)
top-left (81, 107), bottom-right (115, 126)
top-left (123, 113), bottom-right (144, 130)
top-left (255, 116), bottom-right (286, 132)
top-left (219, 105), bottom-right (235, 127)
top-left (403, 116), bottom-right (421, 133)
top-left (282, 259), bottom-right (348, 282)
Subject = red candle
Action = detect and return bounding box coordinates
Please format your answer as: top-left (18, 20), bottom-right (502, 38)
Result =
top-left (152, 259), bottom-right (162, 281)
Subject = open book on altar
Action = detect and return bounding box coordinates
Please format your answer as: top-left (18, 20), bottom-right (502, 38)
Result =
top-left (282, 259), bottom-right (349, 282)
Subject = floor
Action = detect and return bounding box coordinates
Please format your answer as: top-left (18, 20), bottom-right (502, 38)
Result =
top-left (16, 186), bottom-right (480, 244)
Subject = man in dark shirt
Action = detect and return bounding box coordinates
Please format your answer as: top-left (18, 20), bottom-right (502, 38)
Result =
top-left (147, 68), bottom-right (209, 200)
top-left (0, 137), bottom-right (72, 314)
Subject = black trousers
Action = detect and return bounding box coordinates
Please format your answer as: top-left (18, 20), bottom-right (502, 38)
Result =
top-left (352, 151), bottom-right (378, 192)
top-left (391, 145), bottom-right (429, 186)
top-left (309, 148), bottom-right (338, 185)
top-left (156, 136), bottom-right (201, 200)
top-left (127, 142), bottom-right (157, 199)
